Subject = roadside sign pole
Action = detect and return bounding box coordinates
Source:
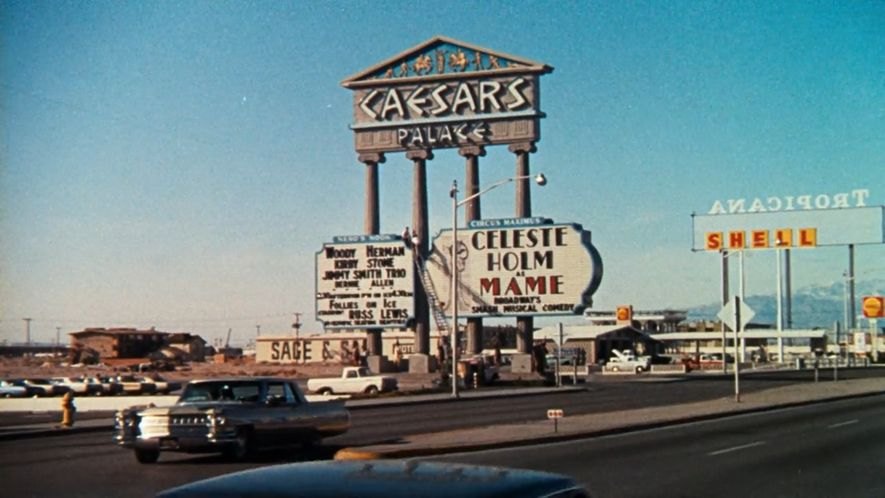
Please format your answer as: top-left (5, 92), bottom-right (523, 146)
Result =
top-left (547, 409), bottom-right (563, 433)
top-left (734, 296), bottom-right (741, 403)
top-left (557, 323), bottom-right (563, 388)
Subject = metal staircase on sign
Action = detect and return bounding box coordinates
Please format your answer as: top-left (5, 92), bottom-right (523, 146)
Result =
top-left (413, 253), bottom-right (450, 337)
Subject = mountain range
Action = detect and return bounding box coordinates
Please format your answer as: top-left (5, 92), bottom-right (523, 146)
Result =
top-left (687, 278), bottom-right (885, 330)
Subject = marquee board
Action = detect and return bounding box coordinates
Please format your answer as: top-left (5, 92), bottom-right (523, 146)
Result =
top-left (423, 218), bottom-right (603, 318)
top-left (315, 235), bottom-right (415, 329)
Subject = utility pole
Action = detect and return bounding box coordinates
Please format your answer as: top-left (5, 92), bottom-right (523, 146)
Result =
top-left (23, 318), bottom-right (32, 346)
top-left (292, 312), bottom-right (303, 364)
top-left (292, 312), bottom-right (302, 341)
top-left (56, 327), bottom-right (61, 347)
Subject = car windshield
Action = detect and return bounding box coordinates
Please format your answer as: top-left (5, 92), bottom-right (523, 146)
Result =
top-left (180, 381), bottom-right (261, 403)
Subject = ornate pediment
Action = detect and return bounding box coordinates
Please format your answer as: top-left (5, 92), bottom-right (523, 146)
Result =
top-left (342, 35), bottom-right (551, 88)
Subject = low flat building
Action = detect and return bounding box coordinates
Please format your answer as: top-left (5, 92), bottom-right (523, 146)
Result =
top-left (534, 324), bottom-right (660, 365)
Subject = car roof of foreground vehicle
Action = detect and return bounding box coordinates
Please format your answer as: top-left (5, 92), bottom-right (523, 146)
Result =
top-left (185, 377), bottom-right (295, 384)
top-left (155, 460), bottom-right (589, 498)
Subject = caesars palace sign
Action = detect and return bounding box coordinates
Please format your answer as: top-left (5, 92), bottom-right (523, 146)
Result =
top-left (342, 36), bottom-right (551, 153)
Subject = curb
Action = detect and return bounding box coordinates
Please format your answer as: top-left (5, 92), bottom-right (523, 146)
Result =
top-left (345, 385), bottom-right (586, 411)
top-left (332, 390), bottom-right (885, 460)
top-left (0, 423), bottom-right (112, 442)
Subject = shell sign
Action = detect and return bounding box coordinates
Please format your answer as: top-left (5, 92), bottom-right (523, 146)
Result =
top-left (423, 218), bottom-right (603, 318)
top-left (862, 296), bottom-right (884, 319)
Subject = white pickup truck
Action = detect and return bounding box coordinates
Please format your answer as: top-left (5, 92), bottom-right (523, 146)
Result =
top-left (605, 349), bottom-right (651, 374)
top-left (307, 367), bottom-right (398, 396)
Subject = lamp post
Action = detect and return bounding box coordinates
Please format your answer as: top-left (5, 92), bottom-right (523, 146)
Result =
top-left (775, 239), bottom-right (786, 363)
top-left (449, 173), bottom-right (547, 398)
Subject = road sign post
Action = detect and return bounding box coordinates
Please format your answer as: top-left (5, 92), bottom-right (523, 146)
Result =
top-left (718, 296), bottom-right (755, 403)
top-left (547, 408), bottom-right (564, 433)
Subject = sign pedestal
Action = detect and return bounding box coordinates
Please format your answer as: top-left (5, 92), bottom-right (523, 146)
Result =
top-left (365, 355), bottom-right (384, 374)
top-left (510, 353), bottom-right (533, 374)
top-left (408, 353), bottom-right (433, 374)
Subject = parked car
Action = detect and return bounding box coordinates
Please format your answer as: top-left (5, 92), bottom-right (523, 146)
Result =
top-left (458, 355), bottom-right (500, 387)
top-left (115, 377), bottom-right (351, 464)
top-left (82, 376), bottom-right (122, 396)
top-left (140, 374), bottom-right (181, 395)
top-left (605, 350), bottom-right (650, 373)
top-left (50, 376), bottom-right (103, 396)
top-left (115, 374), bottom-right (156, 395)
top-left (155, 460), bottom-right (590, 498)
top-left (307, 367), bottom-right (398, 396)
top-left (704, 352), bottom-right (734, 363)
top-left (0, 380), bottom-right (30, 398)
top-left (20, 378), bottom-right (67, 397)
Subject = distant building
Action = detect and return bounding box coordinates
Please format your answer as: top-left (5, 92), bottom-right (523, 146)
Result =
top-left (166, 333), bottom-right (208, 361)
top-left (69, 327), bottom-right (207, 361)
top-left (534, 324), bottom-right (660, 365)
top-left (584, 308), bottom-right (687, 332)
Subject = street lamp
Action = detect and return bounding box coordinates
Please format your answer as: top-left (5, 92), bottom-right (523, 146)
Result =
top-left (449, 173), bottom-right (547, 398)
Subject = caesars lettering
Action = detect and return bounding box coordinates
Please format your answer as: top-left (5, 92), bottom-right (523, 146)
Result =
top-left (358, 78), bottom-right (532, 122)
top-left (397, 122), bottom-right (488, 148)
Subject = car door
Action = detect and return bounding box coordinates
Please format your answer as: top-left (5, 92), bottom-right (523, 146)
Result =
top-left (262, 381), bottom-right (308, 445)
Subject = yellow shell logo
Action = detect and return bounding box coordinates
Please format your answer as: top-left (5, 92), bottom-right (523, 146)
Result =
top-left (862, 296), bottom-right (884, 318)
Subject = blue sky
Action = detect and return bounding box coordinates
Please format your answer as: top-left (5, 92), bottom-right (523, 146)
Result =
top-left (2, 0), bottom-right (883, 346)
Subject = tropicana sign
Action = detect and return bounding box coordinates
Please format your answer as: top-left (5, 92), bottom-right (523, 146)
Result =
top-left (707, 189), bottom-right (871, 215)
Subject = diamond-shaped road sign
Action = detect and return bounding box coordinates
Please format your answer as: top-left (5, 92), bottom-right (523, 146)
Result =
top-left (718, 298), bottom-right (756, 332)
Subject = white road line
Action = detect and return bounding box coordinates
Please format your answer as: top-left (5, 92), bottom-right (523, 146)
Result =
top-left (827, 419), bottom-right (859, 429)
top-left (708, 441), bottom-right (766, 456)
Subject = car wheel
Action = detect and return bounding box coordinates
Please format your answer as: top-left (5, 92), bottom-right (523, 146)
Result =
top-left (134, 448), bottom-right (160, 464)
top-left (223, 429), bottom-right (253, 461)
top-left (611, 366), bottom-right (620, 372)
top-left (364, 385), bottom-right (380, 396)
top-left (302, 433), bottom-right (322, 449)
top-left (635, 366), bottom-right (644, 374)
top-left (318, 387), bottom-right (333, 396)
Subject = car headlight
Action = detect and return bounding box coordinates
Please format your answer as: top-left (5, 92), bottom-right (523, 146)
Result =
top-left (206, 409), bottom-right (226, 427)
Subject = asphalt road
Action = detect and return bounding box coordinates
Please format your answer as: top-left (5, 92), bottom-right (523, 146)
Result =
top-left (333, 368), bottom-right (885, 446)
top-left (0, 369), bottom-right (882, 497)
top-left (428, 395), bottom-right (885, 498)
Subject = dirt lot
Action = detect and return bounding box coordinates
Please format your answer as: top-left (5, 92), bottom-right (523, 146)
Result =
top-left (0, 356), bottom-right (352, 383)
top-left (0, 356), bottom-right (534, 393)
